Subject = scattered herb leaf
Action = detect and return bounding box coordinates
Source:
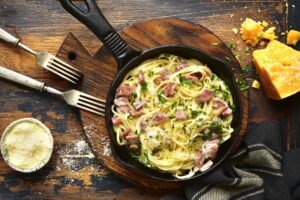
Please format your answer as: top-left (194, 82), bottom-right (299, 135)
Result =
top-left (241, 65), bottom-right (251, 72)
top-left (226, 42), bottom-right (237, 50)
top-left (235, 54), bottom-right (244, 61)
top-left (225, 56), bottom-right (232, 63)
top-left (245, 47), bottom-right (251, 53)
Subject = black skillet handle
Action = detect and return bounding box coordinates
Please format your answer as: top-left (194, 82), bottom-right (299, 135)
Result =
top-left (59, 0), bottom-right (139, 68)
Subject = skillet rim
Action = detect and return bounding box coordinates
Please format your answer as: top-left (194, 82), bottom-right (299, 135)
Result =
top-left (104, 44), bottom-right (243, 182)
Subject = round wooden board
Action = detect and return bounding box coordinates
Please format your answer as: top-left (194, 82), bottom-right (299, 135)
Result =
top-left (57, 18), bottom-right (249, 190)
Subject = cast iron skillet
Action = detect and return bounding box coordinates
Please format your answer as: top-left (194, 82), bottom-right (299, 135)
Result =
top-left (59, 0), bottom-right (242, 182)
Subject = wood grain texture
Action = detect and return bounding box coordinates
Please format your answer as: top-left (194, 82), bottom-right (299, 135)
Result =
top-left (0, 0), bottom-right (288, 199)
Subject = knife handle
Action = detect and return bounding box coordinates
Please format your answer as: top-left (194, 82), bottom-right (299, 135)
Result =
top-left (0, 28), bottom-right (20, 46)
top-left (0, 66), bottom-right (45, 91)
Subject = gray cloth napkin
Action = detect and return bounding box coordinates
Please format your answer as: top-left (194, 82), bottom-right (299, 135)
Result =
top-left (162, 119), bottom-right (298, 200)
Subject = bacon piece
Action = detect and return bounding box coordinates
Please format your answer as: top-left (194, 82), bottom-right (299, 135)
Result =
top-left (212, 98), bottom-right (227, 109)
top-left (133, 100), bottom-right (146, 110)
top-left (125, 134), bottom-right (140, 142)
top-left (196, 89), bottom-right (213, 104)
top-left (138, 70), bottom-right (146, 84)
top-left (129, 109), bottom-right (144, 118)
top-left (152, 112), bottom-right (168, 125)
top-left (195, 150), bottom-right (206, 168)
top-left (222, 107), bottom-right (232, 116)
top-left (160, 68), bottom-right (169, 80)
top-left (114, 97), bottom-right (128, 107)
top-left (123, 129), bottom-right (140, 142)
top-left (213, 98), bottom-right (229, 115)
top-left (119, 105), bottom-right (130, 113)
top-left (140, 119), bottom-right (148, 131)
top-left (123, 129), bottom-right (132, 138)
top-left (202, 139), bottom-right (220, 158)
top-left (117, 85), bottom-right (135, 96)
top-left (200, 160), bottom-right (213, 172)
top-left (163, 83), bottom-right (176, 97)
top-left (112, 115), bottom-right (122, 126)
top-left (184, 74), bottom-right (199, 83)
top-left (175, 62), bottom-right (188, 71)
top-left (175, 108), bottom-right (186, 120)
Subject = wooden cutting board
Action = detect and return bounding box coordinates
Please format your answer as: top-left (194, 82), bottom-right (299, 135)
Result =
top-left (56, 18), bottom-right (249, 189)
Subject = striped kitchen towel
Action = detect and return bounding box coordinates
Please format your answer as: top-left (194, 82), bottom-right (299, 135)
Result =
top-left (162, 120), bottom-right (299, 200)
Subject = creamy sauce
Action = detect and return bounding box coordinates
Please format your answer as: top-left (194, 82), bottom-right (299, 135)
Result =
top-left (2, 120), bottom-right (53, 172)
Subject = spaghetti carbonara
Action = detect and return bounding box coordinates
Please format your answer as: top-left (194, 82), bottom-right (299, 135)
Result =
top-left (111, 54), bottom-right (234, 179)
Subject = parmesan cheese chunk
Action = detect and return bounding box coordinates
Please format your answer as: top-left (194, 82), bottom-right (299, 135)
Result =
top-left (253, 40), bottom-right (300, 100)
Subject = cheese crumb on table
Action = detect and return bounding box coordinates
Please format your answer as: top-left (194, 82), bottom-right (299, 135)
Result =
top-left (252, 80), bottom-right (260, 89)
top-left (287, 30), bottom-right (300, 46)
top-left (240, 18), bottom-right (277, 46)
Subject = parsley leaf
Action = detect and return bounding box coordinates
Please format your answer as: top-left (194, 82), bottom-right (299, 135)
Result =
top-left (230, 104), bottom-right (236, 112)
top-left (245, 47), bottom-right (251, 53)
top-left (241, 65), bottom-right (251, 72)
top-left (226, 42), bottom-right (237, 50)
top-left (158, 91), bottom-right (166, 103)
top-left (141, 83), bottom-right (148, 92)
top-left (148, 71), bottom-right (154, 77)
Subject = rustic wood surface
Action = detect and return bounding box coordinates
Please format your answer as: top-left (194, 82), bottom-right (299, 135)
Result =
top-left (55, 18), bottom-right (248, 189)
top-left (0, 0), bottom-right (293, 199)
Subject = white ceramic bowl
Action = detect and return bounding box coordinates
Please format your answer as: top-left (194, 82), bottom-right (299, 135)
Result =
top-left (0, 118), bottom-right (54, 173)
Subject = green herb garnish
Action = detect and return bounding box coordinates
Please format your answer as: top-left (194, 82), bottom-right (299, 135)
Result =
top-left (225, 56), bottom-right (232, 63)
top-left (191, 110), bottom-right (198, 119)
top-left (230, 104), bottom-right (236, 112)
top-left (241, 65), bottom-right (251, 72)
top-left (226, 42), bottom-right (237, 50)
top-left (235, 54), bottom-right (244, 61)
top-left (171, 102), bottom-right (177, 109)
top-left (237, 78), bottom-right (249, 92)
top-left (141, 83), bottom-right (148, 92)
top-left (148, 70), bottom-right (154, 77)
top-left (158, 91), bottom-right (166, 103)
top-left (245, 47), bottom-right (251, 53)
top-left (168, 115), bottom-right (175, 119)
top-left (178, 73), bottom-right (193, 86)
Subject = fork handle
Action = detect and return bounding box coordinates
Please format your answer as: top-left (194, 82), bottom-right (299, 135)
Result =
top-left (0, 28), bottom-right (20, 46)
top-left (0, 66), bottom-right (45, 91)
top-left (0, 28), bottom-right (37, 55)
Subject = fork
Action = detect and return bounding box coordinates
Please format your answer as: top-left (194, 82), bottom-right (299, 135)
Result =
top-left (0, 66), bottom-right (105, 116)
top-left (0, 28), bottom-right (83, 84)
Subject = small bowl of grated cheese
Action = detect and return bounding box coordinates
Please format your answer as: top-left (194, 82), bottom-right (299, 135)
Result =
top-left (0, 118), bottom-right (53, 173)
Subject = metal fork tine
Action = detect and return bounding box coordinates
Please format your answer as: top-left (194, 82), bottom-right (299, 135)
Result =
top-left (52, 56), bottom-right (82, 74)
top-left (46, 66), bottom-right (77, 84)
top-left (76, 104), bottom-right (105, 116)
top-left (47, 63), bottom-right (79, 82)
top-left (78, 96), bottom-right (105, 108)
top-left (48, 61), bottom-right (81, 79)
top-left (77, 101), bottom-right (105, 114)
top-left (79, 93), bottom-right (106, 104)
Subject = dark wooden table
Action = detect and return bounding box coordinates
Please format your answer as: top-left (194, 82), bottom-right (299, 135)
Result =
top-left (0, 0), bottom-right (298, 199)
